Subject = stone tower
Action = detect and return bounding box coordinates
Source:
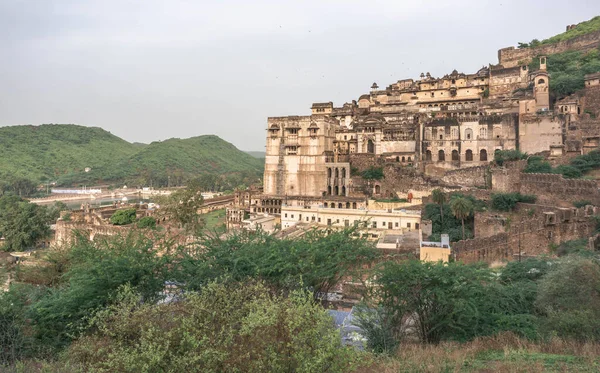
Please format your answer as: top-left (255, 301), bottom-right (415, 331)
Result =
top-left (534, 56), bottom-right (550, 111)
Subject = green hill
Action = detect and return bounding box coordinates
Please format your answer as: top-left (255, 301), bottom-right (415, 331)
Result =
top-left (79, 135), bottom-right (264, 186)
top-left (0, 124), bottom-right (138, 182)
top-left (0, 125), bottom-right (264, 187)
top-left (245, 151), bottom-right (266, 159)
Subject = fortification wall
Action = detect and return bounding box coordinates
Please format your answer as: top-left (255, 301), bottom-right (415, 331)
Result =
top-left (519, 173), bottom-right (600, 205)
top-left (490, 160), bottom-right (527, 193)
top-left (498, 30), bottom-right (600, 68)
top-left (454, 203), bottom-right (597, 264)
top-left (54, 221), bottom-right (131, 245)
top-left (440, 165), bottom-right (490, 188)
top-left (583, 86), bottom-right (600, 117)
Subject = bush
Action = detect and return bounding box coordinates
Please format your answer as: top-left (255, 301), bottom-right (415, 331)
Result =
top-left (573, 200), bottom-right (592, 208)
top-left (136, 216), bottom-right (156, 229)
top-left (494, 150), bottom-right (527, 166)
top-left (109, 208), bottom-right (136, 225)
top-left (361, 167), bottom-right (384, 180)
top-left (491, 193), bottom-right (537, 211)
top-left (536, 258), bottom-right (600, 341)
top-left (66, 282), bottom-right (359, 372)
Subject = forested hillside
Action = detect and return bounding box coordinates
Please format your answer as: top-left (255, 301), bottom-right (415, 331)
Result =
top-left (0, 125), bottom-right (264, 188)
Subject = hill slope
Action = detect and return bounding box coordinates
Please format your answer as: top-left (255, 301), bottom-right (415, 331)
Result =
top-left (0, 125), bottom-right (264, 187)
top-left (81, 135), bottom-right (264, 185)
top-left (0, 124), bottom-right (138, 182)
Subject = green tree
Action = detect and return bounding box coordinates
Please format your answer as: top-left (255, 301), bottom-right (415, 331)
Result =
top-left (450, 197), bottom-right (473, 240)
top-left (0, 195), bottom-right (53, 251)
top-left (136, 216), bottom-right (156, 229)
top-left (109, 208), bottom-right (137, 225)
top-left (535, 258), bottom-right (600, 341)
top-left (156, 185), bottom-right (204, 233)
top-left (66, 282), bottom-right (359, 373)
top-left (431, 189), bottom-right (446, 228)
top-left (29, 233), bottom-right (169, 349)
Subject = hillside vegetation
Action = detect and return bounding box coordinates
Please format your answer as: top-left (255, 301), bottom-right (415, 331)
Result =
top-left (0, 125), bottom-right (263, 188)
top-left (518, 16), bottom-right (600, 48)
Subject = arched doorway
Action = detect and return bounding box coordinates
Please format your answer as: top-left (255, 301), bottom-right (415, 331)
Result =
top-left (438, 150), bottom-right (445, 161)
top-left (425, 150), bottom-right (432, 161)
top-left (327, 186), bottom-right (331, 195)
top-left (341, 186), bottom-right (346, 196)
top-left (480, 149), bottom-right (488, 161)
top-left (451, 150), bottom-right (459, 161)
top-left (465, 149), bottom-right (473, 161)
top-left (375, 185), bottom-right (381, 194)
top-left (334, 186), bottom-right (339, 195)
top-left (367, 139), bottom-right (374, 153)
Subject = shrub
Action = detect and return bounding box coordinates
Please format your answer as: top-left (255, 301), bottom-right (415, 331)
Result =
top-left (360, 167), bottom-right (384, 180)
top-left (491, 193), bottom-right (537, 211)
top-left (494, 150), bottom-right (527, 166)
top-left (136, 216), bottom-right (156, 229)
top-left (109, 208), bottom-right (136, 225)
top-left (573, 200), bottom-right (592, 208)
top-left (536, 258), bottom-right (600, 341)
top-left (66, 282), bottom-right (359, 372)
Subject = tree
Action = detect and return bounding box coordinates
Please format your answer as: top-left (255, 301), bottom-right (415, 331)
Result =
top-left (136, 216), bottom-right (157, 229)
top-left (535, 258), bottom-right (600, 341)
top-left (156, 185), bottom-right (204, 233)
top-left (450, 197), bottom-right (473, 240)
top-left (431, 189), bottom-right (446, 228)
top-left (66, 282), bottom-right (360, 372)
top-left (0, 194), bottom-right (53, 251)
top-left (109, 208), bottom-right (137, 225)
top-left (370, 260), bottom-right (490, 344)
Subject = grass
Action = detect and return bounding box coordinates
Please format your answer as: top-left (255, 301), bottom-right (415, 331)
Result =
top-left (201, 208), bottom-right (227, 231)
top-left (355, 333), bottom-right (600, 373)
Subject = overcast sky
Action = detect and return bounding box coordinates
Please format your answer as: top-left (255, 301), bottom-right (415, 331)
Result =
top-left (1, 1), bottom-right (598, 151)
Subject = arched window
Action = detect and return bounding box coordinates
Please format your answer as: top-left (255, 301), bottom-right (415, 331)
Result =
top-left (334, 186), bottom-right (339, 195)
top-left (402, 156), bottom-right (406, 162)
top-left (375, 185), bottom-right (381, 194)
top-left (327, 168), bottom-right (332, 178)
top-left (396, 156), bottom-right (400, 162)
top-left (424, 129), bottom-right (432, 140)
top-left (346, 202), bottom-right (350, 209)
top-left (438, 150), bottom-right (445, 161)
top-left (341, 168), bottom-right (346, 178)
top-left (327, 186), bottom-right (331, 195)
top-left (479, 127), bottom-right (487, 139)
top-left (480, 149), bottom-right (488, 161)
top-left (324, 202), bottom-right (328, 208)
top-left (425, 150), bottom-right (432, 161)
top-left (338, 203), bottom-right (342, 209)
top-left (352, 202), bottom-right (357, 209)
top-left (341, 186), bottom-right (346, 196)
top-left (408, 156), bottom-right (412, 162)
top-left (466, 149), bottom-right (473, 161)
top-left (465, 128), bottom-right (473, 140)
top-left (452, 150), bottom-right (459, 161)
top-left (367, 139), bottom-right (374, 153)
top-left (538, 78), bottom-right (545, 85)
top-left (335, 168), bottom-right (339, 178)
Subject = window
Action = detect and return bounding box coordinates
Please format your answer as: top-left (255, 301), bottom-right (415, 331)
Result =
top-left (395, 222), bottom-right (399, 227)
top-left (318, 218), bottom-right (321, 222)
top-left (438, 150), bottom-right (445, 161)
top-left (439, 134), bottom-right (443, 140)
top-left (291, 215), bottom-right (294, 219)
top-left (285, 213), bottom-right (288, 218)
top-left (479, 127), bottom-right (487, 139)
top-left (416, 223), bottom-right (420, 229)
top-left (465, 128), bottom-right (473, 140)
top-left (538, 78), bottom-right (545, 85)
top-left (425, 150), bottom-right (432, 161)
top-left (452, 150), bottom-right (459, 161)
top-left (466, 149), bottom-right (473, 161)
top-left (407, 223), bottom-right (411, 228)
top-left (480, 149), bottom-right (488, 161)
top-left (372, 221), bottom-right (377, 228)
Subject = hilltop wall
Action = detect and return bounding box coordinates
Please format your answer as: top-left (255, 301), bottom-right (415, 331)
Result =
top-left (440, 165), bottom-right (490, 188)
top-left (454, 204), bottom-right (597, 264)
top-left (519, 173), bottom-right (600, 205)
top-left (498, 29), bottom-right (600, 67)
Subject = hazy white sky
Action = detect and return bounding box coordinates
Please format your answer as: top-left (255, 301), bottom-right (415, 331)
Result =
top-left (1, 1), bottom-right (599, 150)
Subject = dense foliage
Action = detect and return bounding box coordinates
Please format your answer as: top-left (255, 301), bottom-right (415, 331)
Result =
top-left (360, 166), bottom-right (384, 180)
top-left (493, 149), bottom-right (527, 166)
top-left (109, 208), bottom-right (137, 225)
top-left (517, 17), bottom-right (600, 48)
top-left (491, 192), bottom-right (537, 211)
top-left (529, 47), bottom-right (600, 98)
top-left (424, 192), bottom-right (486, 242)
top-left (0, 125), bottom-right (263, 187)
top-left (65, 282), bottom-right (358, 373)
top-left (0, 195), bottom-right (61, 251)
top-left (524, 150), bottom-right (600, 178)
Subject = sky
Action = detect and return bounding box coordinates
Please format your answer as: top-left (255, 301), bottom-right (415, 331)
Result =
top-left (1, 1), bottom-right (599, 151)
